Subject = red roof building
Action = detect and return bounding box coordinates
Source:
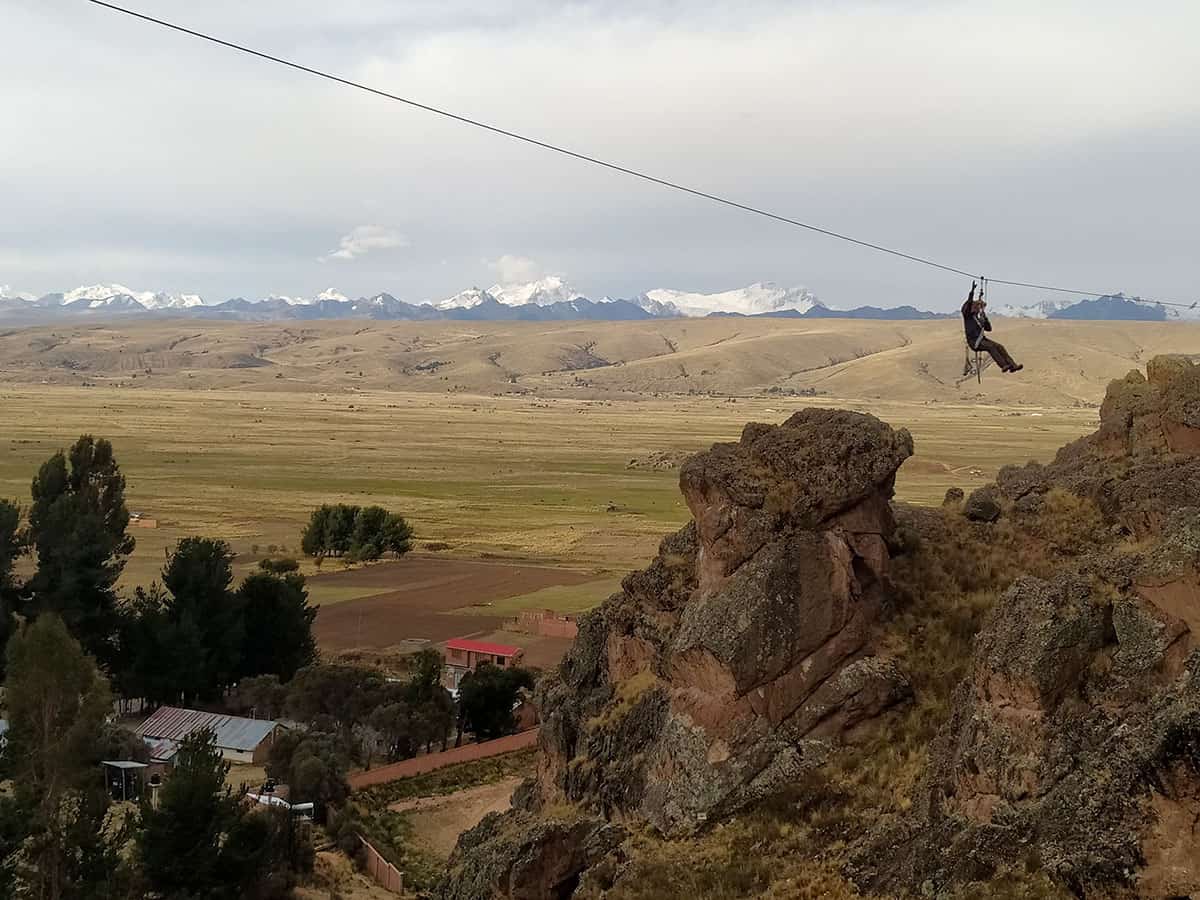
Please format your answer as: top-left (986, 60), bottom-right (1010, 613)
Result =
top-left (445, 638), bottom-right (522, 658)
top-left (443, 638), bottom-right (525, 690)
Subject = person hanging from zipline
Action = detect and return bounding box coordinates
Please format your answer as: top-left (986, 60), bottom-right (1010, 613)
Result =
top-left (962, 280), bottom-right (1022, 373)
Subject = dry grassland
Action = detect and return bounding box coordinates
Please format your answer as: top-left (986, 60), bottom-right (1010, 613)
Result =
top-left (2, 383), bottom-right (1095, 592)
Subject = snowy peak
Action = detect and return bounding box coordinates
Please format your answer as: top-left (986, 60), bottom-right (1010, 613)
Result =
top-left (437, 287), bottom-right (496, 311)
top-left (54, 284), bottom-right (203, 310)
top-left (317, 288), bottom-right (349, 303)
top-left (144, 291), bottom-right (203, 310)
top-left (488, 276), bottom-right (582, 307)
top-left (992, 298), bottom-right (1075, 319)
top-left (994, 293), bottom-right (1196, 322)
top-left (62, 283), bottom-right (140, 303)
top-left (639, 282), bottom-right (822, 318)
top-left (0, 285), bottom-right (34, 302)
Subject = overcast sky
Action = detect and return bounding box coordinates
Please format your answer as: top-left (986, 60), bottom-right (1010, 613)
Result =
top-left (3, 0), bottom-right (1198, 309)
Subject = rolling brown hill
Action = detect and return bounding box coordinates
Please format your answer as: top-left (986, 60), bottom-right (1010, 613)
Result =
top-left (1, 317), bottom-right (1195, 406)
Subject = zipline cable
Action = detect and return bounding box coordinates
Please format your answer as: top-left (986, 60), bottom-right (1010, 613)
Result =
top-left (84, 0), bottom-right (1197, 312)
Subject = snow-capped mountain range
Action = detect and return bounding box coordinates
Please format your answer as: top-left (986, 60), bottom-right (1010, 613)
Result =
top-left (991, 299), bottom-right (1077, 319)
top-left (640, 283), bottom-right (821, 318)
top-left (37, 283), bottom-right (205, 310)
top-left (0, 280), bottom-right (1191, 323)
top-left (993, 293), bottom-right (1199, 322)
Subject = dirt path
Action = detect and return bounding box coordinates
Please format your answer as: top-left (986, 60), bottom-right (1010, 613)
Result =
top-left (390, 777), bottom-right (523, 858)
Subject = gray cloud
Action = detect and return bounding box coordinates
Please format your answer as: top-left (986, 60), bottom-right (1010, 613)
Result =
top-left (321, 225), bottom-right (408, 261)
top-left (3, 0), bottom-right (1198, 308)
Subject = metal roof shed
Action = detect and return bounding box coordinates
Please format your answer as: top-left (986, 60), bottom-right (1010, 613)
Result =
top-left (136, 707), bottom-right (285, 764)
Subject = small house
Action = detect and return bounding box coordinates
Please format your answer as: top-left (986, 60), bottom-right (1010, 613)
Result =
top-left (136, 706), bottom-right (286, 765)
top-left (443, 638), bottom-right (524, 690)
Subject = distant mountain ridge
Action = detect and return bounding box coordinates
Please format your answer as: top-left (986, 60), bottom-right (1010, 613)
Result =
top-left (994, 293), bottom-right (1194, 322)
top-left (0, 280), bottom-right (1188, 324)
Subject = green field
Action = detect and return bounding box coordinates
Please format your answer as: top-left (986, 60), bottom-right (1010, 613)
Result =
top-left (455, 577), bottom-right (625, 618)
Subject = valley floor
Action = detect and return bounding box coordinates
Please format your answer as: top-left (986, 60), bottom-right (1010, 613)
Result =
top-left (2, 382), bottom-right (1098, 659)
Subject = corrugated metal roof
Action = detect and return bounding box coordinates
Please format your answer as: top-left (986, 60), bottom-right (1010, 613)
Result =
top-left (143, 737), bottom-right (179, 762)
top-left (445, 638), bottom-right (522, 657)
top-left (136, 706), bottom-right (279, 752)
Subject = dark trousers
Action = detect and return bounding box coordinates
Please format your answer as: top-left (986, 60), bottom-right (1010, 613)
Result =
top-left (975, 337), bottom-right (1017, 371)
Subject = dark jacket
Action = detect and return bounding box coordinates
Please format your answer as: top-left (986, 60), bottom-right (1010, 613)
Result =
top-left (961, 286), bottom-right (992, 348)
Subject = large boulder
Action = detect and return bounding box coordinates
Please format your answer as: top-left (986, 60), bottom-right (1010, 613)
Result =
top-left (523, 410), bottom-right (914, 837)
top-left (679, 409), bottom-right (913, 591)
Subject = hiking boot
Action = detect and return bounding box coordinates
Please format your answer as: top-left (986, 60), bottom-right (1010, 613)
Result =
top-left (1010, 364), bottom-right (1024, 373)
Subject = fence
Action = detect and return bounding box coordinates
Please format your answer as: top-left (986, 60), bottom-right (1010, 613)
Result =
top-left (347, 729), bottom-right (538, 791)
top-left (359, 835), bottom-right (403, 894)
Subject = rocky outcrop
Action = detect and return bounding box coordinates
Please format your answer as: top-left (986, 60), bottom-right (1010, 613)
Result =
top-left (444, 356), bottom-right (1200, 900)
top-left (527, 409), bottom-right (913, 837)
top-left (856, 546), bottom-right (1200, 897)
top-left (441, 409), bottom-right (915, 898)
top-left (440, 811), bottom-right (625, 900)
top-left (994, 355), bottom-right (1200, 536)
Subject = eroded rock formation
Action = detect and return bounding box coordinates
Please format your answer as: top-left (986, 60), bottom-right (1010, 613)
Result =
top-left (438, 409), bottom-right (915, 898)
top-left (532, 409), bottom-right (914, 837)
top-left (857, 529), bottom-right (1200, 897)
top-left (995, 354), bottom-right (1200, 535)
top-left (441, 356), bottom-right (1200, 900)
top-left (856, 357), bottom-right (1200, 898)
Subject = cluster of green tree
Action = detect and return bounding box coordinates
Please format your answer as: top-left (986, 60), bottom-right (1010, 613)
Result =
top-left (0, 436), bottom-right (319, 704)
top-left (224, 650), bottom-right (536, 826)
top-left (117, 538), bottom-right (318, 705)
top-left (223, 650), bottom-right (461, 819)
top-left (299, 503), bottom-right (412, 561)
top-left (457, 662), bottom-right (537, 741)
top-left (0, 615), bottom-right (309, 899)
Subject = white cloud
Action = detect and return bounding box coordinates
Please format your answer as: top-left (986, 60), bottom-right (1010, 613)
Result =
top-left (487, 254), bottom-right (545, 285)
top-left (322, 225), bottom-right (409, 262)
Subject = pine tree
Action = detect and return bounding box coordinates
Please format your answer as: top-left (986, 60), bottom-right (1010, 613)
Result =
top-left (26, 436), bottom-right (134, 666)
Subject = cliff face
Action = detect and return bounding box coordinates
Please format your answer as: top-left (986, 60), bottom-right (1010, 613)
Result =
top-left (442, 356), bottom-right (1200, 900)
top-left (857, 356), bottom-right (1200, 898)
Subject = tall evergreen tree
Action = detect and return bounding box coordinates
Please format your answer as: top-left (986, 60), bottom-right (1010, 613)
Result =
top-left (238, 570), bottom-right (318, 681)
top-left (26, 436), bottom-right (133, 666)
top-left (161, 537), bottom-right (245, 702)
top-left (138, 729), bottom-right (306, 899)
top-left (2, 614), bottom-right (121, 899)
top-left (136, 729), bottom-right (236, 896)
